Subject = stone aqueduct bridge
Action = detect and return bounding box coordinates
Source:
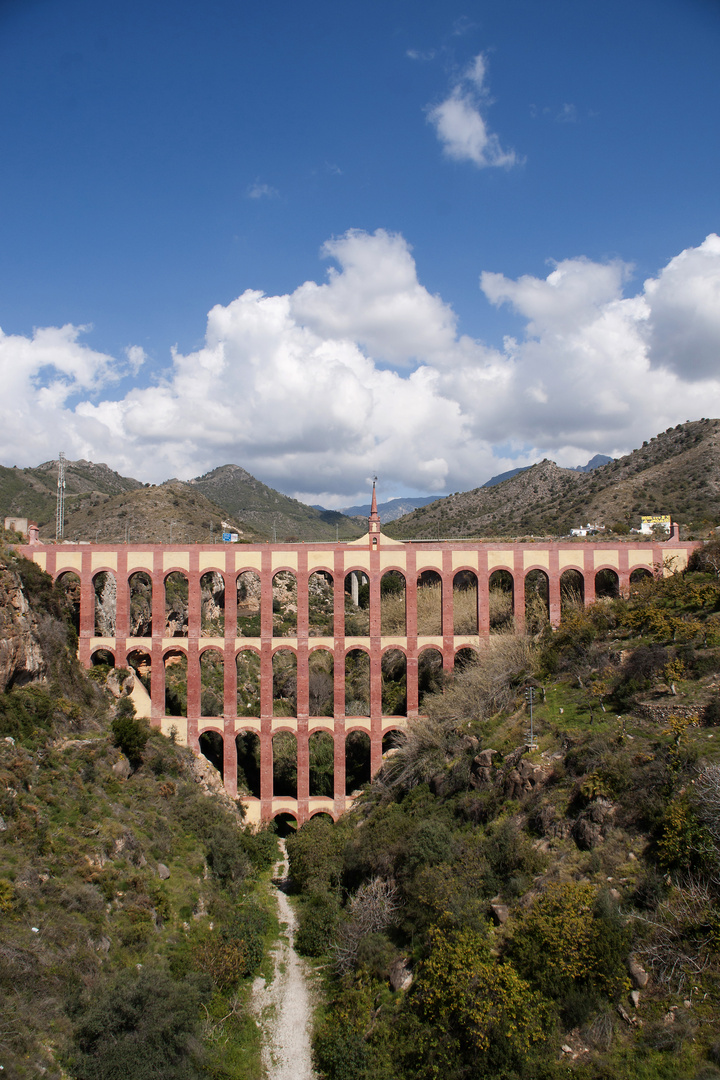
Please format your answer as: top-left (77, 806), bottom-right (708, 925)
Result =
top-left (21, 516), bottom-right (695, 827)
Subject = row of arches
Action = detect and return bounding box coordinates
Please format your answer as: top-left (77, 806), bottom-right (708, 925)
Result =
top-left (68, 565), bottom-right (653, 641)
top-left (91, 643), bottom-right (464, 718)
top-left (59, 568), bottom-right (487, 639)
top-left (197, 728), bottom-right (405, 799)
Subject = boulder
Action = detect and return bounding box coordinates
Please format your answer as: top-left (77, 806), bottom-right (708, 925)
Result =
top-left (112, 755), bottom-right (132, 780)
top-left (489, 899), bottom-right (510, 924)
top-left (629, 959), bottom-right (649, 988)
top-left (572, 817), bottom-right (603, 850)
top-left (389, 956), bottom-right (413, 992)
top-left (157, 863), bottom-right (170, 880)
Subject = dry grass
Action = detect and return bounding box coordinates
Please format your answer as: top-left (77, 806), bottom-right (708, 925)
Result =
top-left (379, 634), bottom-right (534, 792)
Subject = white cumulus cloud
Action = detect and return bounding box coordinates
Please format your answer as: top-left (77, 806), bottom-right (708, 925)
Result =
top-left (2, 231), bottom-right (720, 502)
top-left (427, 53), bottom-right (520, 169)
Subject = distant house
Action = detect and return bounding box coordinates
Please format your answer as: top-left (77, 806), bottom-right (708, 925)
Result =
top-left (4, 516), bottom-right (29, 536)
top-left (570, 523), bottom-right (601, 537)
top-left (640, 515), bottom-right (671, 535)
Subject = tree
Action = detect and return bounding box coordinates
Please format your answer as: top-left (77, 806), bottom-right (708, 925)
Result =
top-left (410, 926), bottom-right (549, 1078)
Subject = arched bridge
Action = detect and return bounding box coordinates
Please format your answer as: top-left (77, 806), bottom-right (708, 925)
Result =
top-left (20, 524), bottom-right (695, 827)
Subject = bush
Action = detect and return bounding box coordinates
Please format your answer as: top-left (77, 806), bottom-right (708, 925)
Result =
top-left (71, 967), bottom-right (205, 1079)
top-left (111, 702), bottom-right (150, 764)
top-left (296, 888), bottom-right (340, 956)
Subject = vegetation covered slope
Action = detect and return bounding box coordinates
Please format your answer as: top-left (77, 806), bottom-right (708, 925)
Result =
top-left (0, 546), bottom-right (278, 1079)
top-left (43, 478), bottom-right (268, 544)
top-left (189, 464), bottom-right (364, 542)
top-left (287, 541), bottom-right (720, 1080)
top-left (0, 459), bottom-right (143, 529)
top-left (387, 418), bottom-right (720, 539)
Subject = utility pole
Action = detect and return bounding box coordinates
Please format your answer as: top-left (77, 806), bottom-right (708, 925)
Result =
top-left (525, 687), bottom-right (538, 750)
top-left (55, 452), bottom-right (66, 541)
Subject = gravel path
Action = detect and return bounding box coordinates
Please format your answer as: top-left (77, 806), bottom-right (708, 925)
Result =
top-left (251, 840), bottom-right (318, 1080)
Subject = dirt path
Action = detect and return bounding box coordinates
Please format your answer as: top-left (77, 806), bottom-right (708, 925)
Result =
top-left (251, 840), bottom-right (318, 1080)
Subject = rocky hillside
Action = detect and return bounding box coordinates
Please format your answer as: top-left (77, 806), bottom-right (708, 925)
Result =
top-left (288, 551), bottom-right (720, 1080)
top-left (387, 418), bottom-right (720, 539)
top-left (0, 458), bottom-right (144, 528)
top-left (0, 544), bottom-right (278, 1078)
top-left (190, 464), bottom-right (364, 542)
top-left (41, 478), bottom-right (268, 544)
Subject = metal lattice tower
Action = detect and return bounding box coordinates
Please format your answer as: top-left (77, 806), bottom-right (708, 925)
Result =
top-left (55, 452), bottom-right (66, 540)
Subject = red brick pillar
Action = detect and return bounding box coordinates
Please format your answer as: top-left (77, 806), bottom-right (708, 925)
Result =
top-left (478, 549), bottom-right (490, 638)
top-left (115, 550), bottom-right (129, 667)
top-left (405, 546), bottom-right (418, 716)
top-left (513, 550), bottom-right (526, 635)
top-left (583, 549), bottom-right (596, 606)
top-left (548, 548), bottom-right (561, 627)
top-left (442, 549), bottom-right (454, 667)
top-left (186, 553), bottom-right (201, 747)
top-left (223, 725), bottom-right (237, 797)
top-left (296, 549), bottom-right (310, 822)
top-left (151, 551), bottom-right (165, 723)
top-left (334, 718), bottom-right (346, 817)
top-left (618, 545), bottom-right (630, 597)
top-left (79, 551), bottom-right (94, 668)
top-left (333, 551), bottom-right (346, 718)
top-left (369, 548), bottom-right (383, 775)
top-left (260, 549), bottom-right (274, 817)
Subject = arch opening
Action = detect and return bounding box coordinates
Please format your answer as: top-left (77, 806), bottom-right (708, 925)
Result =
top-left (309, 731), bottom-right (335, 797)
top-left (272, 571), bottom-right (297, 636)
top-left (236, 731), bottom-right (261, 798)
top-left (237, 571), bottom-right (261, 637)
top-left (382, 649), bottom-right (407, 716)
top-left (488, 570), bottom-right (514, 633)
top-left (164, 650), bottom-right (187, 716)
top-left (128, 572), bottom-right (152, 637)
top-left (418, 647), bottom-right (444, 710)
top-left (308, 649), bottom-right (334, 717)
top-left (272, 649), bottom-right (297, 717)
top-left (57, 572), bottom-right (81, 635)
top-left (417, 570), bottom-right (442, 636)
top-left (200, 648), bottom-right (224, 717)
top-left (381, 571), bottom-right (406, 635)
top-left (560, 569), bottom-right (585, 617)
top-left (455, 646), bottom-right (478, 672)
top-left (127, 648), bottom-right (151, 699)
top-left (199, 730), bottom-right (224, 778)
top-left (201, 571), bottom-right (225, 636)
top-left (630, 567), bottom-right (653, 588)
top-left (272, 732), bottom-right (297, 798)
top-left (595, 568), bottom-right (620, 599)
top-left (164, 572), bottom-right (188, 637)
top-left (345, 649), bottom-right (370, 716)
top-left (453, 570), bottom-right (478, 634)
top-left (93, 571), bottom-right (116, 637)
top-left (273, 812), bottom-right (298, 838)
top-left (344, 571), bottom-right (369, 636)
top-left (345, 731), bottom-right (371, 795)
top-left (236, 650), bottom-right (261, 717)
top-left (91, 649), bottom-right (115, 668)
top-left (525, 569), bottom-right (549, 635)
top-left (382, 729), bottom-right (406, 755)
top-left (309, 571), bottom-right (334, 636)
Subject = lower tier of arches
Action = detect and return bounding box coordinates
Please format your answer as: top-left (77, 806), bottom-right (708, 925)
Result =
top-left (158, 714), bottom-right (406, 826)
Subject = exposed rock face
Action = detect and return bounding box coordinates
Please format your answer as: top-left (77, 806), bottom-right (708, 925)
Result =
top-left (0, 559), bottom-right (47, 692)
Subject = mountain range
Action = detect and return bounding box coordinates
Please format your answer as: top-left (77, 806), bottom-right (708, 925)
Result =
top-left (1, 422), bottom-right (718, 544)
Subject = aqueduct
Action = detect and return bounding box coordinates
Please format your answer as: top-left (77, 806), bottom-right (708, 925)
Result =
top-left (20, 498), bottom-right (695, 827)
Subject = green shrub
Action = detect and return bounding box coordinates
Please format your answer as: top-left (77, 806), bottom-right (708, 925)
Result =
top-left (111, 702), bottom-right (150, 764)
top-left (71, 967), bottom-right (205, 1079)
top-left (296, 888), bottom-right (340, 956)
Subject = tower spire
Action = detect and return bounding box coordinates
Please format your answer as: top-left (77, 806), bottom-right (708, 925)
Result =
top-left (368, 476), bottom-right (380, 536)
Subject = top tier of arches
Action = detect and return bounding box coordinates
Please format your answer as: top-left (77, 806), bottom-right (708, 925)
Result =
top-left (40, 532), bottom-right (692, 654)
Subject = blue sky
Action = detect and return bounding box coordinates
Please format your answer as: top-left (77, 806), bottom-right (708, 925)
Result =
top-left (1, 0), bottom-right (719, 505)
